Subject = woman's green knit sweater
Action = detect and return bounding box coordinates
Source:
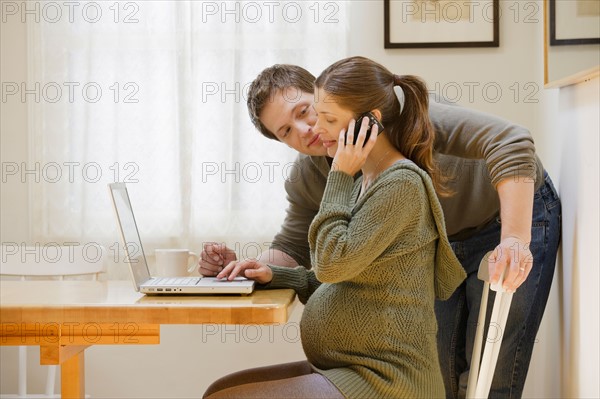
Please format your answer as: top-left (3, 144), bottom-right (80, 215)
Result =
top-left (268, 161), bottom-right (466, 398)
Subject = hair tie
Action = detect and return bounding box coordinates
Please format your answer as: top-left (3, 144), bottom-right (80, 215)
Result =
top-left (393, 85), bottom-right (405, 116)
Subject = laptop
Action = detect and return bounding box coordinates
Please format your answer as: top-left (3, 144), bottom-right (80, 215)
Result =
top-left (108, 183), bottom-right (255, 295)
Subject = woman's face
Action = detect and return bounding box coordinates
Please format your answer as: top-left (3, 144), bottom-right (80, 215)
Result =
top-left (312, 88), bottom-right (355, 158)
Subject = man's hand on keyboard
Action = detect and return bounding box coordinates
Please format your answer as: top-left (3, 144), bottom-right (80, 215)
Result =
top-left (199, 243), bottom-right (237, 277)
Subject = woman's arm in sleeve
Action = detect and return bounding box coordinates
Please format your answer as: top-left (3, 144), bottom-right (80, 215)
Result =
top-left (266, 265), bottom-right (322, 304)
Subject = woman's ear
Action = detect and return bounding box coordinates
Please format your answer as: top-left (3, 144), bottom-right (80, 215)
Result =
top-left (371, 109), bottom-right (383, 122)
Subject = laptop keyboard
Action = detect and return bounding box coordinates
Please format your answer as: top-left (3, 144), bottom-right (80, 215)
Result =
top-left (146, 277), bottom-right (201, 286)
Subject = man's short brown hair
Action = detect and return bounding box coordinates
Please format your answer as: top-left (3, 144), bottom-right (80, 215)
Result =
top-left (247, 65), bottom-right (315, 141)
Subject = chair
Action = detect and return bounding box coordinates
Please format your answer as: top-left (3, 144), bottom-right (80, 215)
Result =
top-left (0, 243), bottom-right (107, 398)
top-left (466, 251), bottom-right (514, 398)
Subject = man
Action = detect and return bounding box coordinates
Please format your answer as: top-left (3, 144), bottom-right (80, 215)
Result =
top-left (199, 64), bottom-right (561, 398)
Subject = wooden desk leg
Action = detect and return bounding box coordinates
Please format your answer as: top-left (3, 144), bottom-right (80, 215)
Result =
top-left (61, 350), bottom-right (85, 399)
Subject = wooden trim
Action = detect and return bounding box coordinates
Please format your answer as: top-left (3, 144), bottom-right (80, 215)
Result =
top-left (544, 0), bottom-right (549, 86)
top-left (544, 65), bottom-right (600, 89)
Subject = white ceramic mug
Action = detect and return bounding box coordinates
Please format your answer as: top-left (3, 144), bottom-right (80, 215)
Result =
top-left (155, 249), bottom-right (199, 277)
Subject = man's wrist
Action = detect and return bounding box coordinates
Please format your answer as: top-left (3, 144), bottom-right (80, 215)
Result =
top-left (500, 233), bottom-right (531, 243)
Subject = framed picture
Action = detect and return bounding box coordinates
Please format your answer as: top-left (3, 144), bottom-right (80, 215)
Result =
top-left (550, 0), bottom-right (600, 45)
top-left (384, 0), bottom-right (499, 48)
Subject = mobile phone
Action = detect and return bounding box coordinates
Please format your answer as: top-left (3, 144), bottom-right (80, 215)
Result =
top-left (349, 112), bottom-right (385, 147)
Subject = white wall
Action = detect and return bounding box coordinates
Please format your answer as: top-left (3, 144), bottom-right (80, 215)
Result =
top-left (2, 1), bottom-right (599, 398)
top-left (544, 75), bottom-right (599, 398)
top-left (347, 1), bottom-right (544, 129)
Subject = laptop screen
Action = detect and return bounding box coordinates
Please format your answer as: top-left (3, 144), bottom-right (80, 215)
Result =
top-left (109, 183), bottom-right (150, 289)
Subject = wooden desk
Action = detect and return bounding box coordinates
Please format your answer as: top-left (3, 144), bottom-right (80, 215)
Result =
top-left (0, 280), bottom-right (296, 398)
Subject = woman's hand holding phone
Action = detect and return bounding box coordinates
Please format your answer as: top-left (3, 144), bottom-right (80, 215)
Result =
top-left (332, 116), bottom-right (379, 176)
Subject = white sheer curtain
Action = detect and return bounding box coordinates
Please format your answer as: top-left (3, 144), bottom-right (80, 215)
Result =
top-left (28, 1), bottom-right (348, 268)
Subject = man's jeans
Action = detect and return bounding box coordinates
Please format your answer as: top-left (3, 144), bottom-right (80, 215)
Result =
top-left (436, 172), bottom-right (562, 398)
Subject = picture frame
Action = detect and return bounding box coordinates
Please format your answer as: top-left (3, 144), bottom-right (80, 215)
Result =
top-left (384, 0), bottom-right (499, 49)
top-left (543, 0), bottom-right (600, 88)
top-left (550, 0), bottom-right (600, 46)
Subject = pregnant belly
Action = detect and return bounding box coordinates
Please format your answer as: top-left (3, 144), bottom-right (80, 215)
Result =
top-left (300, 284), bottom-right (386, 368)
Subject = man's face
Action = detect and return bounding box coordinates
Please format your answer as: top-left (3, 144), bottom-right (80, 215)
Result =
top-left (259, 87), bottom-right (328, 156)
